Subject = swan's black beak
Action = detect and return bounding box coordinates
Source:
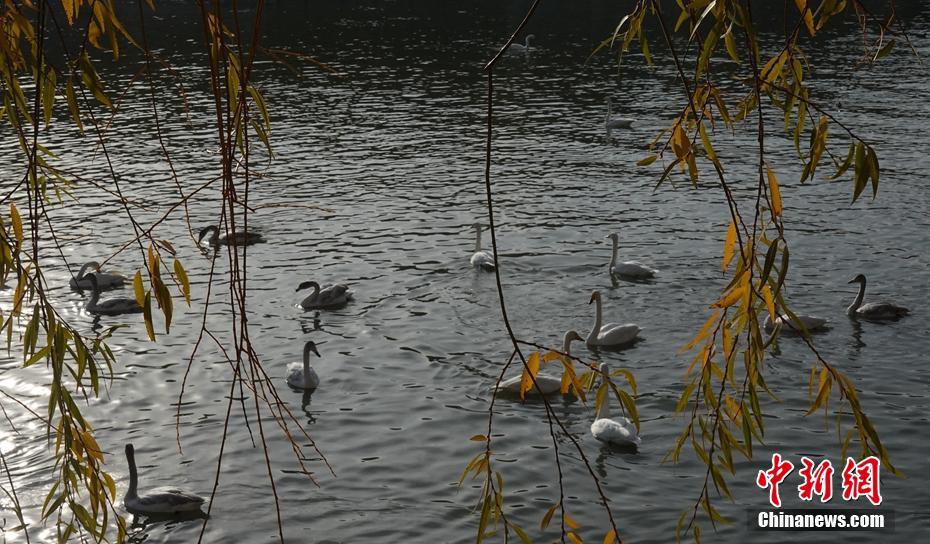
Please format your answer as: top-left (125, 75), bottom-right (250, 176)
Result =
top-left (311, 345), bottom-right (321, 357)
top-left (588, 293), bottom-right (596, 304)
top-left (847, 278), bottom-right (858, 284)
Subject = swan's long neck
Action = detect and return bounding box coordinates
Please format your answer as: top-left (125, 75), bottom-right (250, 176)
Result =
top-left (847, 280), bottom-right (866, 315)
top-left (86, 285), bottom-right (100, 311)
top-left (524, 36), bottom-right (532, 48)
top-left (561, 334), bottom-right (574, 356)
top-left (302, 344), bottom-right (313, 384)
top-left (126, 448), bottom-right (138, 499)
top-left (77, 262), bottom-right (96, 280)
top-left (608, 237), bottom-right (618, 269)
top-left (606, 98), bottom-right (613, 120)
top-left (474, 228), bottom-right (482, 252)
top-left (587, 298), bottom-right (603, 344)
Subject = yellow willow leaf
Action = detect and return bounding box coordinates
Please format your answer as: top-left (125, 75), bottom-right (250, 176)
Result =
top-left (767, 166), bottom-right (783, 216)
top-left (603, 528), bottom-right (618, 544)
top-left (795, 0), bottom-right (816, 36)
top-left (564, 512), bottom-right (580, 530)
top-left (541, 501), bottom-right (560, 531)
top-left (679, 311), bottom-right (721, 354)
top-left (712, 284), bottom-right (746, 309)
top-left (567, 532), bottom-right (583, 544)
top-left (519, 352), bottom-right (541, 400)
top-left (81, 431), bottom-right (103, 462)
top-left (722, 220), bottom-right (736, 272)
top-left (10, 203), bottom-right (23, 242)
top-left (469, 434), bottom-right (487, 442)
top-left (722, 323), bottom-right (733, 362)
top-left (761, 285), bottom-right (776, 320)
top-left (133, 271), bottom-right (145, 307)
top-left (174, 259), bottom-right (191, 305)
top-left (542, 350), bottom-right (562, 364)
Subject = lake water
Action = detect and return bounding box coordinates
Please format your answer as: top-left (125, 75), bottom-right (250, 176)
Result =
top-left (2, 2), bottom-right (929, 542)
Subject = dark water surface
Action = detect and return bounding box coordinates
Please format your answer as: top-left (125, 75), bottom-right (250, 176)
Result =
top-left (2, 2), bottom-right (929, 542)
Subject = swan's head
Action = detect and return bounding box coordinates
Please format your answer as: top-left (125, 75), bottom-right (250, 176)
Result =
top-left (589, 291), bottom-right (601, 304)
top-left (473, 223), bottom-right (483, 231)
top-left (197, 226), bottom-right (217, 243)
top-left (526, 34), bottom-right (535, 42)
top-left (296, 280), bottom-right (320, 292)
top-left (564, 330), bottom-right (583, 344)
top-left (605, 233), bottom-right (619, 242)
top-left (304, 340), bottom-right (321, 357)
top-left (125, 443), bottom-right (135, 459)
top-left (597, 362), bottom-right (610, 376)
top-left (848, 274), bottom-right (866, 284)
top-left (84, 272), bottom-right (100, 291)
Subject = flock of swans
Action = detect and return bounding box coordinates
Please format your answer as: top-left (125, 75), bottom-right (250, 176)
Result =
top-left (470, 223), bottom-right (911, 447)
top-left (61, 218), bottom-right (911, 511)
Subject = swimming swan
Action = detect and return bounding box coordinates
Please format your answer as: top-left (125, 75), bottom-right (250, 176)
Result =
top-left (590, 362), bottom-right (640, 447)
top-left (586, 291), bottom-right (640, 347)
top-left (124, 443), bottom-right (205, 515)
top-left (197, 225), bottom-right (264, 247)
top-left (286, 340), bottom-right (321, 389)
top-left (69, 261), bottom-right (126, 291)
top-left (763, 307), bottom-right (828, 334)
top-left (297, 280), bottom-right (353, 310)
top-left (606, 233), bottom-right (657, 279)
top-left (495, 330), bottom-right (583, 395)
top-left (507, 34), bottom-right (535, 55)
top-left (84, 274), bottom-right (142, 315)
top-left (470, 223), bottom-right (496, 272)
top-left (846, 274), bottom-right (909, 320)
top-left (605, 97), bottom-right (634, 136)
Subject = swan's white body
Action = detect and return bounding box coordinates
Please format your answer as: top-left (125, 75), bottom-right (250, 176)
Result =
top-left (70, 261), bottom-right (126, 291)
top-left (297, 281), bottom-right (353, 310)
top-left (507, 34), bottom-right (534, 55)
top-left (470, 224), bottom-right (496, 271)
top-left (606, 233), bottom-right (656, 279)
top-left (763, 312), bottom-right (828, 334)
top-left (286, 341), bottom-right (321, 389)
top-left (124, 444), bottom-right (205, 515)
top-left (496, 331), bottom-right (582, 395)
top-left (198, 225), bottom-right (264, 247)
top-left (586, 291), bottom-right (640, 347)
top-left (846, 274), bottom-right (909, 320)
top-left (84, 274), bottom-right (142, 316)
top-left (590, 363), bottom-right (640, 447)
top-left (605, 97), bottom-right (634, 136)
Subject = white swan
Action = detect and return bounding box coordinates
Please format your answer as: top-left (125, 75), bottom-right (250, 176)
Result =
top-left (198, 225), bottom-right (264, 247)
top-left (763, 307), bottom-right (828, 334)
top-left (606, 233), bottom-right (656, 279)
top-left (590, 362), bottom-right (640, 447)
top-left (507, 34), bottom-right (535, 55)
top-left (586, 291), bottom-right (640, 347)
top-left (124, 444), bottom-right (205, 514)
top-left (846, 274), bottom-right (909, 320)
top-left (495, 331), bottom-right (583, 395)
top-left (84, 274), bottom-right (142, 315)
top-left (69, 261), bottom-right (126, 291)
top-left (469, 223), bottom-right (496, 272)
top-left (286, 340), bottom-right (321, 389)
top-left (605, 97), bottom-right (634, 136)
top-left (297, 280), bottom-right (353, 310)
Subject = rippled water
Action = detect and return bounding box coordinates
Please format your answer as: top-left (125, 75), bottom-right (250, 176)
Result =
top-left (2, 2), bottom-right (929, 542)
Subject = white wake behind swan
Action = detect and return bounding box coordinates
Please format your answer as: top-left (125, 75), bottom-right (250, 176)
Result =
top-left (470, 223), bottom-right (496, 272)
top-left (590, 362), bottom-right (640, 447)
top-left (586, 291), bottom-right (640, 347)
top-left (70, 261), bottom-right (126, 291)
top-left (286, 340), bottom-right (321, 390)
top-left (846, 274), bottom-right (909, 320)
top-left (124, 444), bottom-right (205, 515)
top-left (495, 331), bottom-right (583, 396)
top-left (297, 280), bottom-right (353, 310)
top-left (606, 233), bottom-right (656, 279)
